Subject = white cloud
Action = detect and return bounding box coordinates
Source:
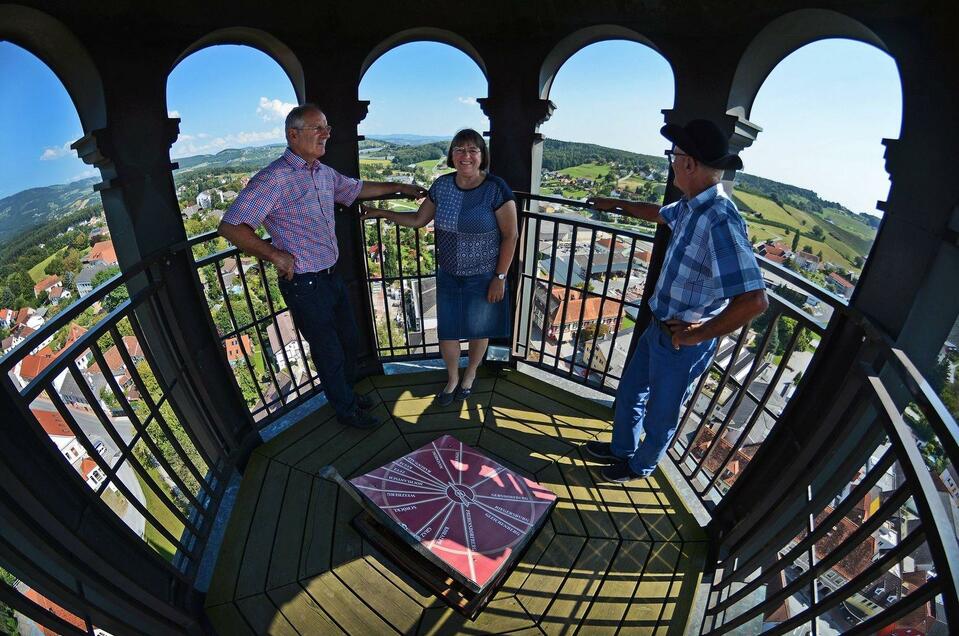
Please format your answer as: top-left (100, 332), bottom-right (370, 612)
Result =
top-left (257, 97), bottom-right (296, 121)
top-left (171, 127), bottom-right (285, 157)
top-left (457, 96), bottom-right (477, 105)
top-left (39, 141), bottom-right (73, 161)
top-left (168, 110), bottom-right (181, 118)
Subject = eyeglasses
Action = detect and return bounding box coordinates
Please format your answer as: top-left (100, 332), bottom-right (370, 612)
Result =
top-left (452, 146), bottom-right (481, 155)
top-left (665, 150), bottom-right (692, 164)
top-left (297, 125), bottom-right (332, 134)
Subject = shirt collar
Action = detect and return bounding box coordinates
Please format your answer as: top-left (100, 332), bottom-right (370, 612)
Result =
top-left (684, 182), bottom-right (724, 214)
top-left (282, 147), bottom-right (322, 171)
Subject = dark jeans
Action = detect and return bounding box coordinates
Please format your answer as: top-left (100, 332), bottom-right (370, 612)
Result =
top-left (278, 271), bottom-right (359, 418)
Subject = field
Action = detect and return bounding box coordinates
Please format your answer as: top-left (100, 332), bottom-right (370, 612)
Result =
top-left (359, 158), bottom-right (392, 168)
top-left (135, 468), bottom-right (183, 562)
top-left (414, 159), bottom-right (445, 172)
top-left (29, 247), bottom-right (66, 282)
top-left (558, 163), bottom-right (611, 180)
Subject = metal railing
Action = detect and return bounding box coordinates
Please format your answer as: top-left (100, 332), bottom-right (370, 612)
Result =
top-left (0, 249), bottom-right (233, 633)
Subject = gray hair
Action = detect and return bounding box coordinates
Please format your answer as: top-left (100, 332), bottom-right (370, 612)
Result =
top-left (285, 103), bottom-right (323, 131)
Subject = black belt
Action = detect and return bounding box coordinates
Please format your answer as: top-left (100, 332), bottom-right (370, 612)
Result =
top-left (293, 264), bottom-right (336, 279)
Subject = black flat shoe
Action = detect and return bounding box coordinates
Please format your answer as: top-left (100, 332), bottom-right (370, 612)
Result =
top-left (434, 390), bottom-right (456, 407)
top-left (584, 440), bottom-right (620, 463)
top-left (454, 385), bottom-right (472, 400)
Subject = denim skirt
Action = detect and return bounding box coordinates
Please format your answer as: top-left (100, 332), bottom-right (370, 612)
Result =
top-left (436, 268), bottom-right (511, 341)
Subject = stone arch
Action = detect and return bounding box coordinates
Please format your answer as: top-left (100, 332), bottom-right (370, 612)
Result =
top-left (360, 27), bottom-right (487, 80)
top-left (173, 27), bottom-right (306, 104)
top-left (539, 25), bottom-right (672, 100)
top-left (0, 4), bottom-right (106, 131)
top-left (727, 9), bottom-right (892, 121)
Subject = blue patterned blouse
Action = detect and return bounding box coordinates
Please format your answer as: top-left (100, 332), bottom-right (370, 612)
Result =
top-left (428, 172), bottom-right (515, 276)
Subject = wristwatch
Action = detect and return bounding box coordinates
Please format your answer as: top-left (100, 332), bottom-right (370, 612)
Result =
top-left (496, 272), bottom-right (506, 280)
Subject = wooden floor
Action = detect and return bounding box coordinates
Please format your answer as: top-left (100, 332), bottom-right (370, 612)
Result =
top-left (205, 368), bottom-right (707, 635)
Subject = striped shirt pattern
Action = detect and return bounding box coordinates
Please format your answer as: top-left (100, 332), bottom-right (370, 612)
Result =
top-left (222, 148), bottom-right (363, 273)
top-left (649, 183), bottom-right (765, 323)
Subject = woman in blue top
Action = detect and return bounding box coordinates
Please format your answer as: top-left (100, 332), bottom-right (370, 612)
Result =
top-left (362, 129), bottom-right (518, 405)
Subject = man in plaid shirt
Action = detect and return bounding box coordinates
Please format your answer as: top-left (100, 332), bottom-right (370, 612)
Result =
top-left (219, 104), bottom-right (426, 429)
top-left (585, 119), bottom-right (768, 483)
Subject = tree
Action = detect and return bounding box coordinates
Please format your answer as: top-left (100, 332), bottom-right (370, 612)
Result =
top-left (73, 232), bottom-right (88, 249)
top-left (45, 254), bottom-right (65, 277)
top-left (92, 266), bottom-right (129, 312)
top-left (790, 231), bottom-right (800, 252)
top-left (802, 244), bottom-right (813, 254)
top-left (0, 286), bottom-right (14, 308)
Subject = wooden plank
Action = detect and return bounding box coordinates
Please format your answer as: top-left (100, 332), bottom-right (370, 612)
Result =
top-left (372, 370), bottom-right (449, 388)
top-left (515, 533), bottom-right (586, 619)
top-left (392, 401), bottom-right (487, 435)
top-left (650, 472), bottom-right (706, 543)
top-left (265, 582), bottom-right (344, 635)
top-left (235, 593), bottom-right (300, 636)
top-left (334, 553), bottom-right (425, 633)
top-left (235, 459), bottom-right (291, 598)
top-left (301, 572), bottom-right (397, 635)
top-left (624, 474), bottom-right (680, 544)
top-left (266, 467), bottom-right (314, 590)
top-left (498, 521), bottom-right (556, 596)
top-left (257, 404), bottom-right (338, 460)
top-left (476, 426), bottom-right (554, 476)
top-left (536, 537), bottom-right (618, 635)
top-left (417, 596), bottom-right (537, 636)
top-left (489, 393), bottom-right (599, 444)
top-left (345, 434), bottom-right (412, 479)
top-left (363, 540), bottom-right (444, 610)
top-left (492, 382), bottom-right (609, 434)
top-left (622, 541), bottom-right (682, 632)
top-left (299, 476), bottom-right (339, 580)
top-left (389, 392), bottom-right (493, 419)
top-left (499, 370), bottom-right (613, 420)
top-left (533, 463), bottom-right (585, 536)
top-left (205, 602), bottom-right (255, 636)
top-left (293, 406), bottom-right (399, 473)
top-left (267, 412), bottom-right (342, 467)
top-left (378, 377), bottom-right (495, 402)
top-left (548, 454), bottom-right (619, 539)
top-left (483, 409), bottom-right (576, 460)
top-left (206, 452), bottom-right (271, 606)
top-left (578, 540), bottom-right (651, 634)
top-left (329, 479), bottom-right (366, 570)
top-left (401, 428), bottom-right (481, 453)
top-left (661, 541), bottom-right (707, 635)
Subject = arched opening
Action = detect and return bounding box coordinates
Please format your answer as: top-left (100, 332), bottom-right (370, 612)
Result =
top-left (166, 43), bottom-right (304, 420)
top-left (358, 39), bottom-right (489, 359)
top-left (516, 37), bottom-right (674, 394)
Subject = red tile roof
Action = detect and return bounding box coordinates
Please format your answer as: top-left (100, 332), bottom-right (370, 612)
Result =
top-left (33, 274), bottom-right (60, 295)
top-left (547, 289), bottom-right (622, 326)
top-left (30, 408), bottom-right (73, 438)
top-left (86, 240), bottom-right (118, 265)
top-left (828, 272), bottom-right (854, 289)
top-left (22, 586), bottom-right (87, 636)
top-left (19, 347), bottom-right (57, 381)
top-left (62, 323), bottom-right (88, 349)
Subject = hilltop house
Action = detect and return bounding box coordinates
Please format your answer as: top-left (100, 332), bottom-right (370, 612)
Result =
top-left (33, 274), bottom-right (61, 298)
top-left (84, 240), bottom-right (118, 267)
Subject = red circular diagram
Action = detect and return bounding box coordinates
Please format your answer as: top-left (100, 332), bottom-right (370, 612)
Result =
top-left (349, 434), bottom-right (557, 591)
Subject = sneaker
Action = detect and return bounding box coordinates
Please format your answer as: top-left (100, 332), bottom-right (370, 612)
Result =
top-left (599, 461), bottom-right (650, 484)
top-left (355, 393), bottom-right (375, 410)
top-left (434, 390), bottom-right (456, 407)
top-left (454, 385), bottom-right (472, 400)
top-left (338, 410), bottom-right (381, 429)
top-left (584, 440), bottom-right (620, 463)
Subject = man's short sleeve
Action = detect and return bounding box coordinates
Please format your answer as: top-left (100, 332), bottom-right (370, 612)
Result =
top-left (221, 171), bottom-right (279, 229)
top-left (331, 169), bottom-right (363, 207)
top-left (659, 201), bottom-right (681, 230)
top-left (709, 215), bottom-right (766, 299)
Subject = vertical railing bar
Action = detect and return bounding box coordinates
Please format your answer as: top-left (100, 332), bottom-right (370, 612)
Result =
top-left (598, 234), bottom-right (640, 388)
top-left (536, 220), bottom-right (561, 367)
top-left (553, 225), bottom-right (580, 372)
top-left (234, 257), bottom-right (285, 409)
top-left (394, 222), bottom-right (412, 355)
top-left (375, 217), bottom-right (396, 355)
top-left (567, 225), bottom-right (600, 379)
top-left (583, 229), bottom-right (620, 385)
top-left (413, 225), bottom-right (429, 356)
top-left (254, 256), bottom-right (305, 400)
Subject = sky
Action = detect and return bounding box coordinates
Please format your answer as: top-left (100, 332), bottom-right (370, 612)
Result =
top-left (2, 38), bottom-right (899, 214)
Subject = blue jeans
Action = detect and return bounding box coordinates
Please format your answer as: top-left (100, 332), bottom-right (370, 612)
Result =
top-left (611, 323), bottom-right (717, 475)
top-left (278, 271), bottom-right (359, 418)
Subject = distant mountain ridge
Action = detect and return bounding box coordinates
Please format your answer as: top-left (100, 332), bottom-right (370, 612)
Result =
top-left (2, 137), bottom-right (874, 247)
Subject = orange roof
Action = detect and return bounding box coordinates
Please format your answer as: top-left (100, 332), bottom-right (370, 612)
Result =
top-left (87, 240), bottom-right (118, 265)
top-left (102, 336), bottom-right (144, 373)
top-left (15, 307), bottom-right (33, 325)
top-left (550, 292), bottom-right (622, 326)
top-left (765, 253), bottom-right (788, 264)
top-left (80, 457), bottom-right (99, 479)
top-left (19, 347), bottom-right (57, 381)
top-left (62, 323), bottom-right (88, 349)
top-left (33, 274), bottom-right (60, 294)
top-left (22, 586), bottom-right (87, 636)
top-left (30, 408), bottom-right (74, 438)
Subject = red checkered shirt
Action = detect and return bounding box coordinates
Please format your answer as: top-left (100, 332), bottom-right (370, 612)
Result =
top-left (222, 148), bottom-right (363, 273)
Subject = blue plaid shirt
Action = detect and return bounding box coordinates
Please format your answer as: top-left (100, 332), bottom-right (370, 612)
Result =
top-left (648, 183), bottom-right (764, 323)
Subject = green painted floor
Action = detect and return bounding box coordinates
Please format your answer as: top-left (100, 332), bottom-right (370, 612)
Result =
top-left (205, 368), bottom-right (706, 635)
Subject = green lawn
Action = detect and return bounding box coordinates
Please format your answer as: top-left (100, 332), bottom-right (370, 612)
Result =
top-left (135, 467), bottom-right (183, 562)
top-left (29, 247), bottom-right (66, 282)
top-left (414, 159), bottom-right (444, 172)
top-left (558, 162), bottom-right (611, 180)
top-left (735, 191), bottom-right (799, 226)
